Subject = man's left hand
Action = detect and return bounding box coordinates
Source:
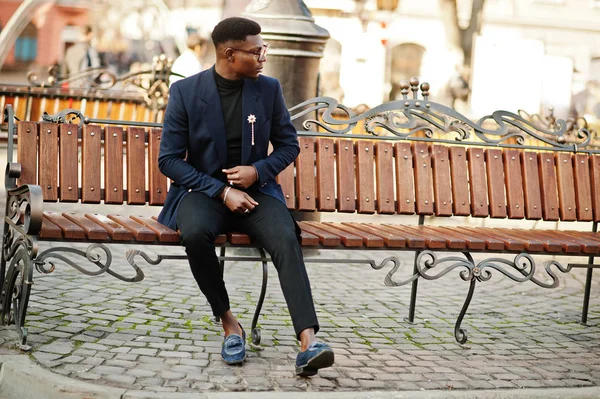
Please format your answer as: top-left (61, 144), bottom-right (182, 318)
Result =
top-left (223, 166), bottom-right (258, 189)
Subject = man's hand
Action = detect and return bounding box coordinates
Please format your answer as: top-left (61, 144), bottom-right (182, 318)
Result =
top-left (223, 166), bottom-right (258, 189)
top-left (221, 188), bottom-right (259, 214)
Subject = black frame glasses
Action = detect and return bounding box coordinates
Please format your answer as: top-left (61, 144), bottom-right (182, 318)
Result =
top-left (229, 44), bottom-right (269, 61)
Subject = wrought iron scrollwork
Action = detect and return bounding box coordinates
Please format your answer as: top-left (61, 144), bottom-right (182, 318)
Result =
top-left (289, 77), bottom-right (595, 151)
top-left (36, 244), bottom-right (144, 283)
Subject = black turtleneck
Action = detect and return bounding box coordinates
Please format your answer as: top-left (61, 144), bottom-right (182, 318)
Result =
top-left (214, 69), bottom-right (244, 169)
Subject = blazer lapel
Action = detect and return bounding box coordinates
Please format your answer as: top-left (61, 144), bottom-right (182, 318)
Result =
top-left (200, 67), bottom-right (227, 168)
top-left (241, 79), bottom-right (262, 165)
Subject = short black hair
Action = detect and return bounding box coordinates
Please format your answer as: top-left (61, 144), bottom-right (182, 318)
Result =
top-left (211, 17), bottom-right (261, 47)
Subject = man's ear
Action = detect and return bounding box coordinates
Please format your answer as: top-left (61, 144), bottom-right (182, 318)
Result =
top-left (225, 48), bottom-right (235, 62)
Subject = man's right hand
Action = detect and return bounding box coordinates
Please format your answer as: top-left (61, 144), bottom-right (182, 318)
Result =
top-left (221, 188), bottom-right (259, 214)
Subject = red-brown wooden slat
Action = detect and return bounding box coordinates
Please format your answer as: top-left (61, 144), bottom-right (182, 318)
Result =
top-left (126, 127), bottom-right (146, 204)
top-left (460, 227), bottom-right (526, 251)
top-left (560, 230), bottom-right (600, 253)
top-left (555, 153), bottom-right (577, 221)
top-left (17, 122), bottom-right (38, 185)
top-left (448, 147), bottom-right (470, 216)
top-left (215, 234), bottom-right (227, 245)
top-left (44, 211), bottom-right (86, 239)
top-left (228, 232), bottom-right (251, 245)
top-left (540, 230), bottom-right (594, 254)
top-left (467, 148), bottom-right (488, 217)
top-left (529, 229), bottom-right (580, 253)
top-left (375, 142), bottom-right (395, 214)
top-left (38, 216), bottom-right (63, 239)
top-left (342, 222), bottom-right (406, 247)
top-left (573, 154), bottom-right (593, 221)
top-left (428, 226), bottom-right (486, 250)
top-left (356, 140), bottom-right (375, 214)
top-left (431, 144), bottom-right (453, 216)
top-left (130, 216), bottom-right (179, 243)
top-left (59, 124), bottom-right (79, 201)
top-left (81, 124), bottom-right (101, 203)
top-left (322, 222), bottom-right (384, 247)
top-left (38, 123), bottom-right (58, 201)
top-left (62, 212), bottom-right (109, 240)
top-left (590, 155), bottom-right (600, 222)
top-left (300, 231), bottom-right (319, 246)
top-left (316, 138), bottom-right (336, 211)
top-left (107, 215), bottom-right (156, 242)
top-left (386, 224), bottom-right (462, 249)
top-left (337, 139), bottom-right (356, 212)
top-left (296, 137), bottom-right (316, 211)
top-left (503, 149), bottom-right (525, 219)
top-left (305, 221), bottom-right (362, 247)
top-left (85, 213), bottom-right (133, 241)
top-left (149, 128), bottom-right (167, 205)
top-left (538, 153), bottom-right (560, 221)
top-left (491, 228), bottom-right (547, 252)
top-left (412, 143), bottom-right (434, 215)
top-left (104, 126), bottom-right (124, 204)
top-left (277, 163), bottom-right (296, 209)
top-left (298, 221), bottom-right (341, 247)
top-left (485, 148), bottom-right (506, 218)
top-left (521, 151), bottom-right (543, 220)
top-left (394, 142), bottom-right (415, 214)
top-left (373, 224), bottom-right (427, 248)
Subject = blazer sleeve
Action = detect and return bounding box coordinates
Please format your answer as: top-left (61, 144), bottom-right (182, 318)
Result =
top-left (158, 83), bottom-right (225, 198)
top-left (252, 80), bottom-right (300, 184)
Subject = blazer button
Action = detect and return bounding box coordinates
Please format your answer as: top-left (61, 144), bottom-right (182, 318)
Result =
top-left (188, 189), bottom-right (192, 192)
top-left (261, 183), bottom-right (267, 188)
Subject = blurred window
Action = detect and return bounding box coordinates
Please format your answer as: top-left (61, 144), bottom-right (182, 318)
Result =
top-left (14, 23), bottom-right (37, 63)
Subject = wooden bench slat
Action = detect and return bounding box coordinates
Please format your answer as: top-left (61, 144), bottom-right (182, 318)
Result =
top-left (412, 143), bottom-right (434, 215)
top-left (373, 224), bottom-right (427, 248)
top-left (130, 216), bottom-right (180, 243)
top-left (538, 153), bottom-right (560, 221)
top-left (85, 213), bottom-right (133, 241)
top-left (573, 154), bottom-right (594, 221)
top-left (298, 221), bottom-right (341, 247)
top-left (590, 155), bottom-right (600, 222)
top-left (541, 230), bottom-right (598, 254)
top-left (316, 138), bottom-right (336, 211)
top-left (296, 137), bottom-right (316, 211)
top-left (448, 147), bottom-right (470, 216)
top-left (486, 148), bottom-right (507, 218)
top-left (38, 123), bottom-right (58, 201)
top-left (491, 228), bottom-right (547, 252)
top-left (431, 144), bottom-right (453, 216)
top-left (342, 222), bottom-right (406, 247)
top-left (528, 229), bottom-right (581, 253)
top-left (468, 148), bottom-right (488, 217)
top-left (17, 122), bottom-right (38, 186)
top-left (149, 128), bottom-right (167, 205)
top-left (322, 222), bottom-right (385, 247)
top-left (105, 126), bottom-right (124, 204)
top-left (107, 215), bottom-right (157, 242)
top-left (428, 226), bottom-right (486, 250)
top-left (215, 234), bottom-right (227, 245)
top-left (356, 140), bottom-right (375, 214)
top-left (227, 232), bottom-right (252, 245)
top-left (385, 224), bottom-right (463, 249)
top-left (395, 142), bottom-right (415, 214)
top-left (44, 212), bottom-right (86, 239)
top-left (59, 124), bottom-right (79, 201)
top-left (126, 127), bottom-right (147, 204)
top-left (336, 139), bottom-right (356, 212)
top-left (521, 151), bottom-right (543, 220)
top-left (81, 125), bottom-right (102, 203)
top-left (305, 221), bottom-right (362, 247)
top-left (555, 153), bottom-right (577, 221)
top-left (39, 216), bottom-right (64, 239)
top-left (503, 149), bottom-right (525, 219)
top-left (375, 142), bottom-right (395, 214)
top-left (456, 227), bottom-right (524, 251)
top-left (560, 230), bottom-right (600, 252)
top-left (277, 162), bottom-right (296, 209)
top-left (62, 212), bottom-right (109, 240)
top-left (299, 231), bottom-right (320, 246)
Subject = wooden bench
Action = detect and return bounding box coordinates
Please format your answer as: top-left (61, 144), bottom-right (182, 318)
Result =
top-left (2, 78), bottom-right (599, 350)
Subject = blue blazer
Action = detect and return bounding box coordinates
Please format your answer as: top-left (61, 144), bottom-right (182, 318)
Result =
top-left (157, 66), bottom-right (300, 230)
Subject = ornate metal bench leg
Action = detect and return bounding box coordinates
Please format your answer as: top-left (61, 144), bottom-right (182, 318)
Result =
top-left (406, 250), bottom-right (421, 324)
top-left (215, 246), bottom-right (226, 324)
top-left (581, 260), bottom-right (594, 325)
top-left (250, 247), bottom-right (268, 346)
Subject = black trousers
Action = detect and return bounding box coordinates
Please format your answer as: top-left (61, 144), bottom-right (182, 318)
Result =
top-left (177, 191), bottom-right (319, 338)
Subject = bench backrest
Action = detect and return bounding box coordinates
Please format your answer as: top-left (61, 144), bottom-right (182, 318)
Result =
top-left (10, 119), bottom-right (600, 223)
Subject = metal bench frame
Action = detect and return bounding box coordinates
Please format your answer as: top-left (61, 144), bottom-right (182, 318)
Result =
top-left (2, 78), bottom-right (600, 350)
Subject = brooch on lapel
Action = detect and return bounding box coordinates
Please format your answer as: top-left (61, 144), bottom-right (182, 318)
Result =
top-left (247, 114), bottom-right (256, 146)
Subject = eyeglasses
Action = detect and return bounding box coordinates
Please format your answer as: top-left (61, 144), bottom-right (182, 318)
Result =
top-left (229, 44), bottom-right (269, 61)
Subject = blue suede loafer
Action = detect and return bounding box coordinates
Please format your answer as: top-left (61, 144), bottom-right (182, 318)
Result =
top-left (221, 324), bottom-right (246, 365)
top-left (295, 342), bottom-right (334, 377)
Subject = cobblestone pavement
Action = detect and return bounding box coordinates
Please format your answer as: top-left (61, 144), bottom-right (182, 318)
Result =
top-left (1, 203), bottom-right (600, 394)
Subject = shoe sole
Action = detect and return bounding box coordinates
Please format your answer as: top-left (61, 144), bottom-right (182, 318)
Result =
top-left (295, 349), bottom-right (334, 377)
top-left (223, 353), bottom-right (247, 365)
